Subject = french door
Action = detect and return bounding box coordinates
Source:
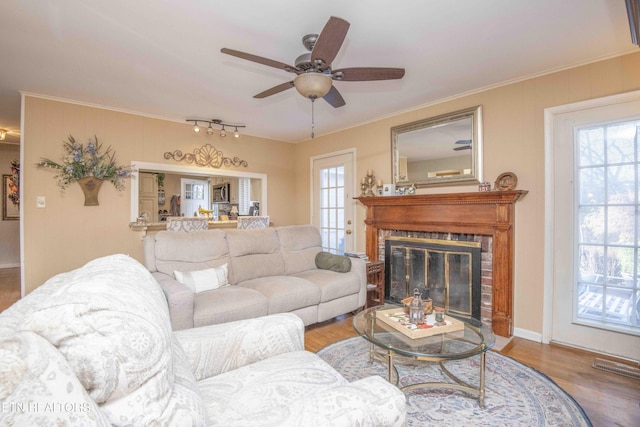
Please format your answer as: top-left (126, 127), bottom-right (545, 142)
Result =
top-left (549, 93), bottom-right (640, 360)
top-left (180, 178), bottom-right (209, 217)
top-left (311, 150), bottom-right (355, 254)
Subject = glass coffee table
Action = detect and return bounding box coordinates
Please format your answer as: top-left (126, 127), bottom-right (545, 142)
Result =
top-left (352, 304), bottom-right (495, 408)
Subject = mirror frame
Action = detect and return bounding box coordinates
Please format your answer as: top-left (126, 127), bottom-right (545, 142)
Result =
top-left (129, 161), bottom-right (268, 222)
top-left (391, 105), bottom-right (483, 188)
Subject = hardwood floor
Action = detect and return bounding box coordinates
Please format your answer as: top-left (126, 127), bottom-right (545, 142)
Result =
top-left (305, 314), bottom-right (640, 427)
top-left (2, 271), bottom-right (637, 426)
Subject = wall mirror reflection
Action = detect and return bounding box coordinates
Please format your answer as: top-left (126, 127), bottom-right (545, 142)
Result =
top-left (130, 161), bottom-right (267, 224)
top-left (392, 105), bottom-right (483, 187)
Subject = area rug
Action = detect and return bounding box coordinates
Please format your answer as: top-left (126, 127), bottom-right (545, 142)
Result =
top-left (317, 337), bottom-right (592, 427)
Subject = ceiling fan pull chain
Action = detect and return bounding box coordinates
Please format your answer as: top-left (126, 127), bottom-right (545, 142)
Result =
top-left (311, 97), bottom-right (316, 139)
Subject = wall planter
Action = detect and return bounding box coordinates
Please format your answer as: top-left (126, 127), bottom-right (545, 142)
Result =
top-left (77, 176), bottom-right (103, 206)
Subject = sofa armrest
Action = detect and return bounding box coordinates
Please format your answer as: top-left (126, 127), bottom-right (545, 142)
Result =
top-left (351, 257), bottom-right (368, 307)
top-left (285, 375), bottom-right (407, 426)
top-left (174, 313), bottom-right (304, 381)
top-left (152, 272), bottom-right (195, 330)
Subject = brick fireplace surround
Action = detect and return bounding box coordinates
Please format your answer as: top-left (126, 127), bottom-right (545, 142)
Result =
top-left (357, 190), bottom-right (527, 337)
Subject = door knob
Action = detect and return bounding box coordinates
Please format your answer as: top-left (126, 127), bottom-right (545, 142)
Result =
top-left (346, 229), bottom-right (352, 235)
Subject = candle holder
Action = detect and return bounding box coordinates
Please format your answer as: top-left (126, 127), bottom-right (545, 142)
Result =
top-left (360, 171), bottom-right (377, 197)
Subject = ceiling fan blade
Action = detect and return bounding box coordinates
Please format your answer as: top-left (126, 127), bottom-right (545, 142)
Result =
top-left (453, 146), bottom-right (472, 151)
top-left (323, 85), bottom-right (346, 108)
top-left (311, 17), bottom-right (350, 69)
top-left (455, 139), bottom-right (472, 145)
top-left (221, 48), bottom-right (299, 73)
top-left (254, 81), bottom-right (295, 98)
top-left (333, 67), bottom-right (405, 81)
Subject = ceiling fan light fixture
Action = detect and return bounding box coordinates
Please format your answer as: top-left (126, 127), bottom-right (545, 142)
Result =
top-left (294, 73), bottom-right (332, 99)
top-left (206, 123), bottom-right (214, 135)
top-left (234, 127), bottom-right (240, 138)
top-left (192, 122), bottom-right (200, 133)
top-left (220, 126), bottom-right (226, 137)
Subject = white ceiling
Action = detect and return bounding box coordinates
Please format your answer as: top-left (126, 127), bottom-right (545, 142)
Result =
top-left (0, 0), bottom-right (637, 144)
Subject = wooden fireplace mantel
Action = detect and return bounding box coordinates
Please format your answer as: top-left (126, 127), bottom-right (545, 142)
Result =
top-left (357, 190), bottom-right (528, 337)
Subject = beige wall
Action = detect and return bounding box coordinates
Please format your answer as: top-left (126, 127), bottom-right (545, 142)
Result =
top-left (22, 97), bottom-right (296, 293)
top-left (0, 144), bottom-right (20, 267)
top-left (293, 51), bottom-right (640, 335)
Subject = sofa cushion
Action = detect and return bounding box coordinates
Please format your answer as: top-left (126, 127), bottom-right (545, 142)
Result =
top-left (193, 287), bottom-right (269, 327)
top-left (294, 269), bottom-right (361, 303)
top-left (226, 229), bottom-right (285, 284)
top-left (154, 229), bottom-right (230, 277)
top-left (277, 225), bottom-right (323, 275)
top-left (238, 276), bottom-right (322, 314)
top-left (16, 255), bottom-right (176, 425)
top-left (315, 251), bottom-right (352, 273)
top-left (197, 350), bottom-right (348, 426)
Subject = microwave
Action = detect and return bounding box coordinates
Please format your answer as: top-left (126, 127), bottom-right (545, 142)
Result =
top-left (212, 183), bottom-right (230, 203)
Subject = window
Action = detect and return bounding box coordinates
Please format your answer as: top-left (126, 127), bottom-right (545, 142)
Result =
top-left (238, 178), bottom-right (250, 215)
top-left (576, 119), bottom-right (640, 333)
top-left (319, 165), bottom-right (345, 254)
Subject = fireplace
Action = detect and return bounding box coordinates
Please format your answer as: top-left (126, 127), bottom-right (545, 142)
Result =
top-left (385, 237), bottom-right (482, 320)
top-left (357, 190), bottom-right (527, 337)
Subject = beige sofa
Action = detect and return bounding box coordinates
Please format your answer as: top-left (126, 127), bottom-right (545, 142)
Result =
top-left (0, 254), bottom-right (406, 426)
top-left (143, 225), bottom-right (367, 330)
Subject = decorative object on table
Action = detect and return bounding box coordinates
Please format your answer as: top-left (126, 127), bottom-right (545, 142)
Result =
top-left (408, 288), bottom-right (424, 324)
top-left (375, 307), bottom-right (464, 339)
top-left (229, 205), bottom-right (239, 219)
top-left (164, 143), bottom-right (248, 169)
top-left (479, 181), bottom-right (491, 191)
top-left (318, 337), bottom-right (592, 427)
top-left (495, 171), bottom-right (517, 191)
top-left (407, 184), bottom-right (416, 195)
top-left (359, 169), bottom-right (377, 197)
top-left (382, 183), bottom-right (395, 196)
top-left (37, 135), bottom-right (134, 206)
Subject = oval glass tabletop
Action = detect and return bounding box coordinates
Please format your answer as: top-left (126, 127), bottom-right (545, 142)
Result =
top-left (352, 304), bottom-right (496, 360)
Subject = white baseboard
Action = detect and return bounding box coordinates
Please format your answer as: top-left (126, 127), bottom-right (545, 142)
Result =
top-left (0, 263), bottom-right (20, 269)
top-left (513, 327), bottom-right (543, 343)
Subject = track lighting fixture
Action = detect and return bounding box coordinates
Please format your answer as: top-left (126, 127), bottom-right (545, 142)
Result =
top-left (186, 119), bottom-right (246, 138)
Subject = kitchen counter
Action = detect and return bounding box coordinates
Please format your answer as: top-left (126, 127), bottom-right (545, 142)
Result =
top-left (129, 220), bottom-right (237, 236)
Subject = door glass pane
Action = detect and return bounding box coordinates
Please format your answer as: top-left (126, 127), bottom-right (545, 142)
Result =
top-left (318, 165), bottom-right (346, 254)
top-left (575, 119), bottom-right (640, 334)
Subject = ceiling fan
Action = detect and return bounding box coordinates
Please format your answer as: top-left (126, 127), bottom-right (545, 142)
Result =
top-left (220, 16), bottom-right (406, 109)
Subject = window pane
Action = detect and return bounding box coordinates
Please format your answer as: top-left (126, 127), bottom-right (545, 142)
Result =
top-left (578, 127), bottom-right (604, 166)
top-left (606, 122), bottom-right (637, 164)
top-left (607, 206), bottom-right (635, 245)
top-left (579, 167), bottom-right (605, 204)
top-left (337, 166), bottom-right (344, 187)
top-left (579, 206), bottom-right (604, 244)
top-left (329, 188), bottom-right (336, 208)
top-left (329, 167), bottom-right (336, 187)
top-left (607, 165), bottom-right (635, 204)
top-left (576, 119), bottom-right (640, 333)
top-left (337, 188), bottom-right (344, 208)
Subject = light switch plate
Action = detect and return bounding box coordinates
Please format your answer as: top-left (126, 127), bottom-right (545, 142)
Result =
top-left (36, 196), bottom-right (45, 208)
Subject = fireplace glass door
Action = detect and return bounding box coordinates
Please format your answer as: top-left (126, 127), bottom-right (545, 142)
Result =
top-left (385, 237), bottom-right (481, 319)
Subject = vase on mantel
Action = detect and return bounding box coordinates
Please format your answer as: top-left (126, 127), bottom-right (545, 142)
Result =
top-left (77, 176), bottom-right (103, 206)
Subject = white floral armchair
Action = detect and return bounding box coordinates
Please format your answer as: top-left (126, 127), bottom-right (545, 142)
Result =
top-left (0, 255), bottom-right (406, 426)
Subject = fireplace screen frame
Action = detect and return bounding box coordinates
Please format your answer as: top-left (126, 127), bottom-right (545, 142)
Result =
top-left (384, 237), bottom-right (482, 320)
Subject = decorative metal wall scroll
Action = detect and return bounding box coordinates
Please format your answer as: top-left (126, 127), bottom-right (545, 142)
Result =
top-left (164, 144), bottom-right (248, 168)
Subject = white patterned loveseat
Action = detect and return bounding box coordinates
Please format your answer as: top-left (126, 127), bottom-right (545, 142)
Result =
top-left (0, 254), bottom-right (406, 426)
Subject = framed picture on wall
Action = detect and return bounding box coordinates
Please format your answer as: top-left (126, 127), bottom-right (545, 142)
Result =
top-left (3, 175), bottom-right (19, 220)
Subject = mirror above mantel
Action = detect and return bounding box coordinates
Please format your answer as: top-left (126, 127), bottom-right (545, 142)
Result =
top-left (392, 105), bottom-right (483, 188)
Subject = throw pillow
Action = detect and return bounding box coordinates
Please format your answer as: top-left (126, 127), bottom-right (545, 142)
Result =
top-left (174, 264), bottom-right (229, 293)
top-left (315, 252), bottom-right (352, 273)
